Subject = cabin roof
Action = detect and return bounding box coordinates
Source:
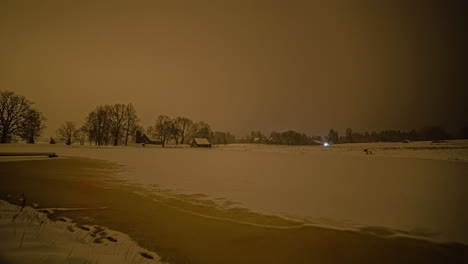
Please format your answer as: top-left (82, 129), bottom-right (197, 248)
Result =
top-left (192, 138), bottom-right (211, 145)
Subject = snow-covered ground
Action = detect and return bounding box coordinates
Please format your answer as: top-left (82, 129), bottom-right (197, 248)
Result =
top-left (1, 140), bottom-right (468, 245)
top-left (0, 200), bottom-right (162, 264)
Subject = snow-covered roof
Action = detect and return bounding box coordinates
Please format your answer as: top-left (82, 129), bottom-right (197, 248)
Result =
top-left (193, 138), bottom-right (211, 145)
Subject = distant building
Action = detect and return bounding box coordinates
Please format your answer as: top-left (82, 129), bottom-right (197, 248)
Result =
top-left (135, 130), bottom-right (161, 145)
top-left (190, 138), bottom-right (211, 148)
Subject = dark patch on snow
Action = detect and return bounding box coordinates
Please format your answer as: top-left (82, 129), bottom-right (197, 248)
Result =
top-left (140, 252), bottom-right (154, 259)
top-left (106, 236), bottom-right (117, 242)
top-left (78, 225), bottom-right (91, 231)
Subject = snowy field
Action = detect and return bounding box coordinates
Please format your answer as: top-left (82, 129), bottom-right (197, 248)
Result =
top-left (1, 140), bottom-right (468, 246)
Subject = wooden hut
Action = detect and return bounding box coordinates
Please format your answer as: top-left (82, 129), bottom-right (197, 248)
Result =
top-left (135, 130), bottom-right (161, 145)
top-left (190, 138), bottom-right (212, 148)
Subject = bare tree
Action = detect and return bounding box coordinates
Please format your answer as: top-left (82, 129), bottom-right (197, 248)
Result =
top-left (74, 126), bottom-right (87, 145)
top-left (109, 104), bottom-right (127, 146)
top-left (84, 111), bottom-right (98, 145)
top-left (169, 121), bottom-right (181, 144)
top-left (0, 91), bottom-right (34, 143)
top-left (190, 121), bottom-right (212, 139)
top-left (211, 131), bottom-right (236, 145)
top-left (85, 106), bottom-right (111, 146)
top-left (57, 121), bottom-right (77, 145)
top-left (19, 108), bottom-right (46, 144)
top-left (174, 117), bottom-right (193, 144)
top-left (327, 129), bottom-right (339, 144)
top-left (124, 103), bottom-right (139, 146)
top-left (345, 128), bottom-right (353, 143)
top-left (153, 115), bottom-right (172, 147)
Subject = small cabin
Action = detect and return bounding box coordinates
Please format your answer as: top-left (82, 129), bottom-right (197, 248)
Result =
top-left (190, 138), bottom-right (211, 148)
top-left (135, 130), bottom-right (161, 145)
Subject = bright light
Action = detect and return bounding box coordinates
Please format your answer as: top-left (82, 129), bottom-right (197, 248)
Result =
top-left (323, 143), bottom-right (329, 147)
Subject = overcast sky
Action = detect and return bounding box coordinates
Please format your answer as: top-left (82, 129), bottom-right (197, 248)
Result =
top-left (1, 1), bottom-right (466, 137)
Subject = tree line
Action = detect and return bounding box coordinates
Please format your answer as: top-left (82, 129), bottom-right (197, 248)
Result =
top-left (55, 107), bottom-right (236, 147)
top-left (241, 130), bottom-right (322, 145)
top-left (55, 103), bottom-right (138, 146)
top-left (145, 115), bottom-right (236, 147)
top-left (240, 126), bottom-right (466, 146)
top-left (2, 90), bottom-right (468, 145)
top-left (325, 126), bottom-right (458, 144)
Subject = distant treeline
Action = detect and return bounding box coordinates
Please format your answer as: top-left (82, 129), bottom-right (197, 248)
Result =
top-left (55, 104), bottom-right (139, 146)
top-left (56, 108), bottom-right (236, 147)
top-left (144, 115), bottom-right (235, 147)
top-left (325, 127), bottom-right (457, 144)
top-left (241, 126), bottom-right (464, 146)
top-left (239, 130), bottom-right (322, 145)
top-left (1, 90), bottom-right (468, 146)
top-left (0, 91), bottom-right (236, 146)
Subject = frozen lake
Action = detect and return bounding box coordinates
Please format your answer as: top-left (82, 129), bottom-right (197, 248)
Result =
top-left (1, 141), bottom-right (468, 244)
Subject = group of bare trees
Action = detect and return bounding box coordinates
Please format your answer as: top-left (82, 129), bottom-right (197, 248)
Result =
top-left (56, 112), bottom-right (218, 147)
top-left (146, 115), bottom-right (213, 147)
top-left (241, 130), bottom-right (321, 145)
top-left (56, 122), bottom-right (77, 145)
top-left (56, 104), bottom-right (139, 146)
top-left (0, 91), bottom-right (46, 143)
top-left (4, 90), bottom-right (464, 147)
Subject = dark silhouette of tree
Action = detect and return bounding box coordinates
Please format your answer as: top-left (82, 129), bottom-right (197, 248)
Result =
top-left (0, 91), bottom-right (37, 143)
top-left (174, 117), bottom-right (193, 144)
top-left (419, 126), bottom-right (450, 141)
top-left (57, 121), bottom-right (77, 145)
top-left (124, 104), bottom-right (139, 146)
top-left (345, 128), bottom-right (353, 143)
top-left (152, 115), bottom-right (172, 147)
top-left (83, 104), bottom-right (139, 146)
top-left (268, 131), bottom-right (281, 144)
top-left (319, 126), bottom-right (454, 144)
top-left (84, 106), bottom-right (111, 146)
top-left (407, 129), bottom-right (419, 141)
top-left (370, 131), bottom-right (378, 142)
top-left (74, 126), bottom-right (87, 145)
top-left (267, 130), bottom-right (319, 145)
top-left (19, 108), bottom-right (46, 144)
top-left (210, 131), bottom-right (236, 144)
top-left (327, 129), bottom-right (339, 144)
top-left (168, 121), bottom-right (181, 144)
top-left (190, 121), bottom-right (212, 140)
top-left (109, 104), bottom-right (127, 146)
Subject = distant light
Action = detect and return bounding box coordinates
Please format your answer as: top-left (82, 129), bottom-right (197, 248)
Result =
top-left (323, 143), bottom-right (329, 147)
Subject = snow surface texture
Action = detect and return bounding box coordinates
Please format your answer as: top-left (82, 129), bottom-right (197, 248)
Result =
top-left (0, 200), bottom-right (162, 264)
top-left (1, 140), bottom-right (468, 244)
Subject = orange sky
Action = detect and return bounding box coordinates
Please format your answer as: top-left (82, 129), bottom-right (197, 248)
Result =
top-left (1, 1), bottom-right (465, 137)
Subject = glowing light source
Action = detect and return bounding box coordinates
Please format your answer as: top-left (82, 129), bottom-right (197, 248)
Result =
top-left (323, 143), bottom-right (329, 147)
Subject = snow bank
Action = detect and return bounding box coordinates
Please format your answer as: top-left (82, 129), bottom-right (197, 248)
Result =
top-left (0, 200), bottom-right (162, 264)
